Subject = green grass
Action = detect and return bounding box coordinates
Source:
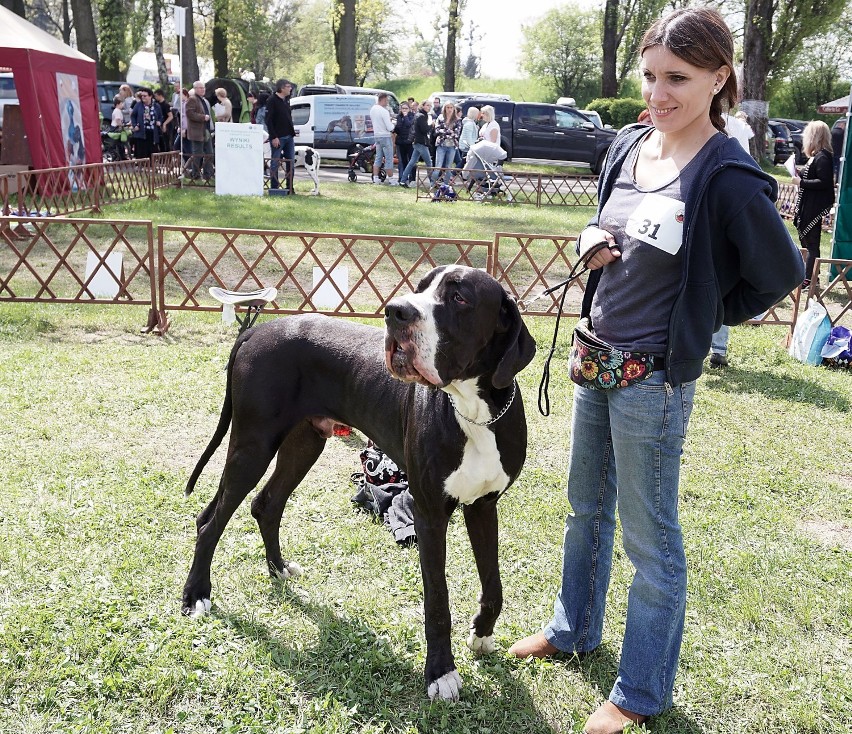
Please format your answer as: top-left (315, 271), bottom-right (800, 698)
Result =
top-left (0, 185), bottom-right (846, 733)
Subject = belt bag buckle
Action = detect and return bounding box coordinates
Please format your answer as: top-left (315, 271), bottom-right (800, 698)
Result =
top-left (569, 318), bottom-right (656, 390)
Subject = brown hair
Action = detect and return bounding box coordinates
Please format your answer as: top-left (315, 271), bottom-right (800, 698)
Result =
top-left (640, 7), bottom-right (737, 133)
top-left (802, 120), bottom-right (832, 157)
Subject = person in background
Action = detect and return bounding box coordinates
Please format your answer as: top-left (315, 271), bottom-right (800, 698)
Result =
top-left (266, 79), bottom-right (296, 191)
top-left (185, 80), bottom-right (215, 181)
top-left (369, 92), bottom-right (398, 185)
top-left (213, 87), bottom-right (233, 123)
top-left (637, 108), bottom-right (652, 125)
top-left (459, 106), bottom-right (480, 162)
top-left (478, 105), bottom-right (501, 145)
top-left (399, 101), bottom-right (433, 188)
top-left (433, 102), bottom-right (462, 184)
top-left (508, 8), bottom-right (804, 733)
top-left (831, 117), bottom-right (846, 181)
top-left (130, 88), bottom-right (162, 160)
top-left (246, 92), bottom-right (257, 124)
top-left (109, 96), bottom-right (128, 161)
top-left (723, 109), bottom-right (754, 156)
top-left (394, 101), bottom-right (415, 183)
top-left (153, 88), bottom-right (173, 152)
top-left (175, 87), bottom-right (189, 157)
top-left (256, 92), bottom-right (270, 130)
top-left (792, 120), bottom-right (836, 288)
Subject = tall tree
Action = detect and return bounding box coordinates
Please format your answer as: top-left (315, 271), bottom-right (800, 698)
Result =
top-left (174, 0), bottom-right (200, 83)
top-left (212, 0), bottom-right (229, 77)
top-left (600, 0), bottom-right (666, 98)
top-left (353, 0), bottom-right (398, 85)
top-left (741, 0), bottom-right (845, 158)
top-left (521, 4), bottom-right (601, 101)
top-left (333, 0), bottom-right (356, 84)
top-left (152, 0), bottom-right (170, 90)
top-left (0, 0), bottom-right (26, 18)
top-left (98, 0), bottom-right (126, 79)
top-left (70, 0), bottom-right (99, 64)
top-left (443, 0), bottom-right (462, 91)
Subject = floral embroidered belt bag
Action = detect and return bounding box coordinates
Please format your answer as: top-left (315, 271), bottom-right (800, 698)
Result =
top-left (569, 317), bottom-right (658, 390)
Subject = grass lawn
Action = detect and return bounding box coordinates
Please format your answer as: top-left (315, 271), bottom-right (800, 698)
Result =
top-left (0, 185), bottom-right (847, 733)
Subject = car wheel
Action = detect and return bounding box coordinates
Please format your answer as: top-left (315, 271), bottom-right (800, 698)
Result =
top-left (591, 153), bottom-right (604, 176)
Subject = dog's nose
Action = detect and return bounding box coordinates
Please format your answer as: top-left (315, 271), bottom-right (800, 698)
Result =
top-left (385, 299), bottom-right (419, 326)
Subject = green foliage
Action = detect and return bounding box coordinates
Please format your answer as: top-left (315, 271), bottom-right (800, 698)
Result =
top-left (586, 97), bottom-right (645, 128)
top-left (97, 0), bottom-right (128, 78)
top-left (354, 0), bottom-right (400, 85)
top-left (520, 3), bottom-right (601, 102)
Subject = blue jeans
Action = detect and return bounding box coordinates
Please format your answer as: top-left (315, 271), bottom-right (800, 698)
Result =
top-left (270, 135), bottom-right (295, 189)
top-left (711, 325), bottom-right (729, 356)
top-left (434, 144), bottom-right (457, 183)
top-left (400, 143), bottom-right (432, 185)
top-left (543, 371), bottom-right (696, 716)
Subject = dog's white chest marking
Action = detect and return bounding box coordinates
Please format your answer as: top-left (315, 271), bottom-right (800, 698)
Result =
top-left (442, 379), bottom-right (510, 505)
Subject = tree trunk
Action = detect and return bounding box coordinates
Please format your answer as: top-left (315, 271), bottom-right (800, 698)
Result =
top-left (0, 0), bottom-right (26, 18)
top-left (334, 0), bottom-right (357, 85)
top-left (600, 0), bottom-right (619, 97)
top-left (70, 0), bottom-right (99, 65)
top-left (444, 0), bottom-right (460, 92)
top-left (212, 0), bottom-right (229, 78)
top-left (175, 0), bottom-right (200, 84)
top-left (97, 0), bottom-right (124, 79)
top-left (62, 0), bottom-right (72, 45)
top-left (152, 0), bottom-right (170, 91)
top-left (742, 0), bottom-right (773, 160)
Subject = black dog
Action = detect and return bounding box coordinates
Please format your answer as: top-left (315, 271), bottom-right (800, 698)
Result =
top-left (182, 265), bottom-right (536, 700)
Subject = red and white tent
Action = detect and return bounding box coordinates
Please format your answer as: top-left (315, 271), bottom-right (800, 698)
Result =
top-left (0, 6), bottom-right (100, 169)
top-left (818, 95), bottom-right (849, 114)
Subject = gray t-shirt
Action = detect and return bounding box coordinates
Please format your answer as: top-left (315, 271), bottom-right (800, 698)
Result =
top-left (591, 131), bottom-right (721, 353)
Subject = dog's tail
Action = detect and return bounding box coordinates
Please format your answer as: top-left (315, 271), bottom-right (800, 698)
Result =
top-left (185, 335), bottom-right (245, 496)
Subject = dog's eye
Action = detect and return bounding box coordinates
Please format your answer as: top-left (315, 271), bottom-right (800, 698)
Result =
top-left (453, 292), bottom-right (467, 305)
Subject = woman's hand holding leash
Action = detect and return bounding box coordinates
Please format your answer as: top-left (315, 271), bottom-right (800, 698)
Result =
top-left (578, 226), bottom-right (620, 269)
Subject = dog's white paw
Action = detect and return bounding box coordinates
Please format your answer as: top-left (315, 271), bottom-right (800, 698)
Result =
top-left (466, 631), bottom-right (496, 655)
top-left (190, 598), bottom-right (211, 618)
top-left (427, 669), bottom-right (462, 701)
top-left (273, 561), bottom-right (303, 580)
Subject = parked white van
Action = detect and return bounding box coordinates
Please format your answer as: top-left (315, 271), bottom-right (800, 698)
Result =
top-left (289, 93), bottom-right (379, 161)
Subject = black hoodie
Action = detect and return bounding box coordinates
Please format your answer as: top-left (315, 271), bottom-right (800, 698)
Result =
top-left (581, 124), bottom-right (805, 386)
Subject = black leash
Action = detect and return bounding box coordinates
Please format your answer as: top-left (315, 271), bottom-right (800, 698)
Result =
top-left (535, 242), bottom-right (610, 417)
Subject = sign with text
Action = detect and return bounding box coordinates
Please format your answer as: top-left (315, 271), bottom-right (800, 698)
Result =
top-left (214, 123), bottom-right (265, 196)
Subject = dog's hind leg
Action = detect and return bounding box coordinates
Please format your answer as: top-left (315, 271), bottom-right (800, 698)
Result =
top-left (462, 496), bottom-right (502, 655)
top-left (182, 438), bottom-right (279, 617)
top-left (251, 420), bottom-right (327, 580)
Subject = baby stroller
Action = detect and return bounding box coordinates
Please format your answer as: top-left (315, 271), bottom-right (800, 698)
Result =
top-left (462, 140), bottom-right (509, 201)
top-left (101, 126), bottom-right (129, 162)
top-left (347, 143), bottom-right (386, 183)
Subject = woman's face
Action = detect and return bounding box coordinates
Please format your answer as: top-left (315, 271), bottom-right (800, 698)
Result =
top-left (444, 103), bottom-right (454, 117)
top-left (641, 45), bottom-right (727, 137)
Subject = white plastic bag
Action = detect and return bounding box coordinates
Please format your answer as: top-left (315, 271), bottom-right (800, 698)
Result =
top-left (789, 302), bottom-right (831, 365)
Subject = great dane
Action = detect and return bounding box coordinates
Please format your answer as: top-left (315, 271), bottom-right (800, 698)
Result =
top-left (182, 265), bottom-right (536, 701)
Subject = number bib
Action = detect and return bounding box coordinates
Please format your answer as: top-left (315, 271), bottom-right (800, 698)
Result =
top-left (625, 192), bottom-right (685, 255)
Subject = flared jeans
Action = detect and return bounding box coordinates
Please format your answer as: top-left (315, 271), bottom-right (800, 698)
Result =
top-left (544, 370), bottom-right (696, 715)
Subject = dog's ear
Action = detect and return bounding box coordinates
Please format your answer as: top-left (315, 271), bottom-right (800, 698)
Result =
top-left (492, 292), bottom-right (537, 389)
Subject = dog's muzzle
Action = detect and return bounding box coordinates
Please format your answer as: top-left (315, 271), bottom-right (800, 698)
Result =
top-left (384, 300), bottom-right (442, 387)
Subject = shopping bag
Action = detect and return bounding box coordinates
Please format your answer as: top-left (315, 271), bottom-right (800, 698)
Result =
top-left (789, 302), bottom-right (831, 365)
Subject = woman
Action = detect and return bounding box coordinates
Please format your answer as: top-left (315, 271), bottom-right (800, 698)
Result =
top-left (213, 88), bottom-right (232, 123)
top-left (433, 102), bottom-right (461, 183)
top-left (393, 101), bottom-right (415, 182)
top-left (459, 106), bottom-right (479, 163)
top-left (508, 8), bottom-right (804, 734)
top-left (478, 105), bottom-right (500, 145)
top-left (129, 88), bottom-right (162, 159)
top-left (792, 121), bottom-right (835, 287)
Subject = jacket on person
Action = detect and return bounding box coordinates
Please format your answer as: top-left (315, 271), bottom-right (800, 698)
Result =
top-left (793, 148), bottom-right (835, 232)
top-left (412, 110), bottom-right (431, 146)
top-left (581, 124), bottom-right (805, 386)
top-left (265, 93), bottom-right (295, 140)
top-left (394, 111), bottom-right (415, 145)
top-left (434, 117), bottom-right (462, 148)
top-left (185, 94), bottom-right (213, 143)
top-left (130, 101), bottom-right (163, 142)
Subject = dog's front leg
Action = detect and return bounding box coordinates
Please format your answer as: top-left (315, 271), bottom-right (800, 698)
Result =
top-left (462, 497), bottom-right (502, 654)
top-left (413, 507), bottom-right (461, 701)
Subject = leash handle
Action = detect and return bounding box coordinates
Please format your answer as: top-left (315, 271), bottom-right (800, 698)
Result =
top-left (537, 241), bottom-right (610, 417)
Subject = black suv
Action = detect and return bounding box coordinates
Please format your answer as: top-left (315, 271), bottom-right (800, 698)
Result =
top-left (460, 99), bottom-right (616, 172)
top-left (772, 118), bottom-right (808, 163)
top-left (767, 120), bottom-right (795, 164)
